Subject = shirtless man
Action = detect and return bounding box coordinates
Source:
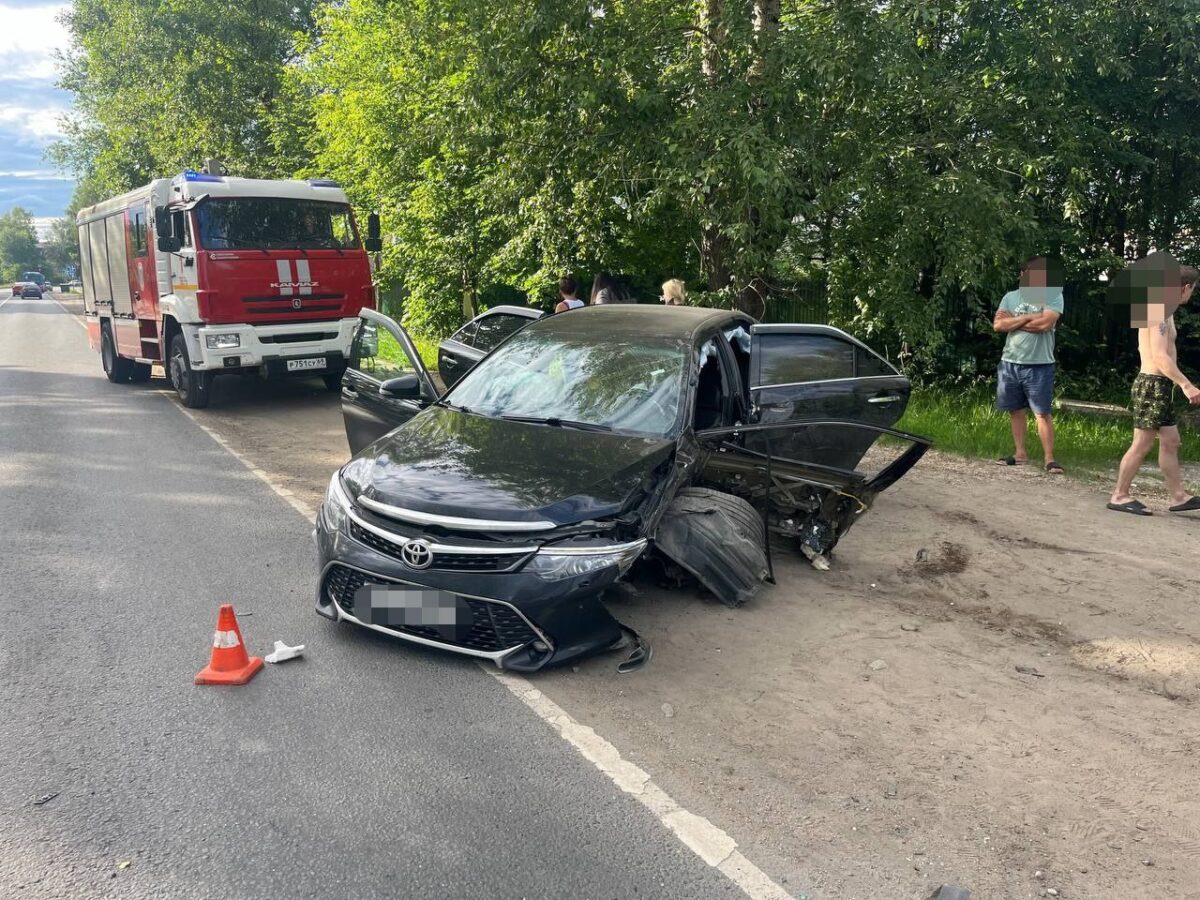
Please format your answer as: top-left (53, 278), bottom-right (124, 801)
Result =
top-left (1107, 259), bottom-right (1200, 516)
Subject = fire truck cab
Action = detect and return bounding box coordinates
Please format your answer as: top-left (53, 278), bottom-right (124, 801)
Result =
top-left (76, 170), bottom-right (379, 408)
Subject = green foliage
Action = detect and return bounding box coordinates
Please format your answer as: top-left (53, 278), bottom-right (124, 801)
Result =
top-left (896, 386), bottom-right (1200, 472)
top-left (52, 0), bottom-right (317, 196)
top-left (0, 208), bottom-right (42, 281)
top-left (53, 0), bottom-right (1200, 360)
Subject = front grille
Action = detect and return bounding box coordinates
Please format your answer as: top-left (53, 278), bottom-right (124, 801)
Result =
top-left (243, 302), bottom-right (342, 314)
top-left (322, 564), bottom-right (538, 653)
top-left (348, 520), bottom-right (531, 572)
top-left (259, 332), bottom-right (338, 344)
top-left (243, 293), bottom-right (346, 304)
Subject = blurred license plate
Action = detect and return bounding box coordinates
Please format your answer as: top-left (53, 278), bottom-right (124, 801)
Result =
top-left (356, 585), bottom-right (468, 630)
top-left (287, 357), bottom-right (325, 372)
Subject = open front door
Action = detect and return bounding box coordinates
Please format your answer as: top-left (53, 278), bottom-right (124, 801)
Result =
top-left (747, 324), bottom-right (909, 470)
top-left (341, 308), bottom-right (439, 454)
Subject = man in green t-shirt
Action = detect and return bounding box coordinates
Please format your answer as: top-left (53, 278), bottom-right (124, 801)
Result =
top-left (992, 256), bottom-right (1067, 474)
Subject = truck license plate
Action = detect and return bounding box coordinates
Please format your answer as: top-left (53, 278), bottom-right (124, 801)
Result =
top-left (286, 357), bottom-right (325, 372)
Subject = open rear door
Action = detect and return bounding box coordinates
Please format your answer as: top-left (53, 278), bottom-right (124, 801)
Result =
top-left (748, 324), bottom-right (909, 470)
top-left (341, 308), bottom-right (439, 454)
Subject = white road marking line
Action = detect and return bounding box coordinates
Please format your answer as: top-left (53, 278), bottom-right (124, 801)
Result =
top-left (489, 671), bottom-right (794, 900)
top-left (51, 295), bottom-right (88, 327)
top-left (50, 295), bottom-right (318, 520)
top-left (47, 293), bottom-right (795, 900)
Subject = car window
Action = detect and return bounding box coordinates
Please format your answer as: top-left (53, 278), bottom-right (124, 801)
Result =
top-left (856, 346), bottom-right (897, 377)
top-left (131, 208), bottom-right (148, 257)
top-left (473, 313), bottom-right (530, 352)
top-left (757, 333), bottom-right (854, 385)
top-left (449, 329), bottom-right (688, 437)
top-left (449, 320), bottom-right (479, 346)
top-left (348, 320), bottom-right (419, 383)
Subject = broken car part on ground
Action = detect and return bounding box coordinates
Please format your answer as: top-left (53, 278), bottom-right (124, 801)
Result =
top-left (314, 305), bottom-right (931, 671)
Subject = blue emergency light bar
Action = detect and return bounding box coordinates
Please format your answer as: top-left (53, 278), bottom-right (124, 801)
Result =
top-left (307, 179), bottom-right (341, 187)
top-left (181, 170), bottom-right (225, 183)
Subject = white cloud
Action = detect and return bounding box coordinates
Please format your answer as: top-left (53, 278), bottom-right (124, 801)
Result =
top-left (0, 3), bottom-right (70, 83)
top-left (0, 103), bottom-right (68, 140)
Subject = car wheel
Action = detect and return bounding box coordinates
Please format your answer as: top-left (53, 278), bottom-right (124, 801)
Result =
top-left (129, 361), bottom-right (153, 383)
top-left (169, 333), bottom-right (211, 408)
top-left (101, 325), bottom-right (134, 383)
top-left (321, 369), bottom-right (345, 392)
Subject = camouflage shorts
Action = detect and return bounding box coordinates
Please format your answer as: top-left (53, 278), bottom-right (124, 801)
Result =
top-left (1131, 373), bottom-right (1177, 430)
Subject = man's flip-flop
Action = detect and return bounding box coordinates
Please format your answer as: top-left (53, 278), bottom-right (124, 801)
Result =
top-left (995, 456), bottom-right (1029, 466)
top-left (1168, 497), bottom-right (1200, 513)
top-left (1107, 500), bottom-right (1152, 516)
top-left (1045, 461), bottom-right (1065, 475)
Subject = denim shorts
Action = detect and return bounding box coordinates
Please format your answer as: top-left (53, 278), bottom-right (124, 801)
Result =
top-left (996, 361), bottom-right (1055, 414)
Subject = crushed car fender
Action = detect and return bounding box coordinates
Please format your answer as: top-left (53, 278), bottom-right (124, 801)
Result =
top-left (653, 486), bottom-right (770, 608)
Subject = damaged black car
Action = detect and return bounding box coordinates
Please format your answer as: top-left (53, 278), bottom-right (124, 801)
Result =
top-left (314, 305), bottom-right (930, 672)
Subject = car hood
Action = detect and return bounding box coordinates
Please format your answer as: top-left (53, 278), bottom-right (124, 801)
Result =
top-left (347, 406), bottom-right (675, 528)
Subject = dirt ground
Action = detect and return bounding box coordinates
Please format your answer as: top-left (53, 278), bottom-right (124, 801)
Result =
top-left (63, 304), bottom-right (1200, 899)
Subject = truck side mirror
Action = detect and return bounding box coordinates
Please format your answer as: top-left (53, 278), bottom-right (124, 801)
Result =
top-left (154, 206), bottom-right (182, 253)
top-left (364, 213), bottom-right (382, 253)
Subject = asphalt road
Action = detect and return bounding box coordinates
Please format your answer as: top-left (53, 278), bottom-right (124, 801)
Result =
top-left (0, 292), bottom-right (746, 899)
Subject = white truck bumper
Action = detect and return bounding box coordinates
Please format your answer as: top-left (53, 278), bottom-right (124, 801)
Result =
top-left (183, 318), bottom-right (359, 372)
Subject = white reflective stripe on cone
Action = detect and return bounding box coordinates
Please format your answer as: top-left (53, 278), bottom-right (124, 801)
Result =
top-left (212, 630), bottom-right (241, 649)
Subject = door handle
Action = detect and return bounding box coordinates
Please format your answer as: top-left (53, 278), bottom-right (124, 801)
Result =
top-left (341, 387), bottom-right (358, 399)
top-left (868, 394), bottom-right (902, 404)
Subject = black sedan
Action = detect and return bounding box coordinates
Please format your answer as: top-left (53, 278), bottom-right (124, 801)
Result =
top-left (316, 306), bottom-right (930, 671)
top-left (11, 281), bottom-right (43, 299)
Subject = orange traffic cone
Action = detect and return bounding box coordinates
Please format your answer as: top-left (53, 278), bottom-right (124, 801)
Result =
top-left (195, 604), bottom-right (264, 685)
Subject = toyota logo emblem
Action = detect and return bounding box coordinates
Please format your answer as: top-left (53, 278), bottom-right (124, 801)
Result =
top-left (401, 539), bottom-right (433, 569)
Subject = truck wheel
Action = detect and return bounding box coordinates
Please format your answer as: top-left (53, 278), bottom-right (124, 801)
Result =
top-left (101, 325), bottom-right (134, 383)
top-left (321, 369), bottom-right (345, 392)
top-left (129, 362), bottom-right (153, 383)
top-left (169, 333), bottom-right (211, 409)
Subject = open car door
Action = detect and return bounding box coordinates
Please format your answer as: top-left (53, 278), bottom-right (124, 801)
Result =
top-left (746, 324), bottom-right (909, 470)
top-left (341, 308), bottom-right (439, 455)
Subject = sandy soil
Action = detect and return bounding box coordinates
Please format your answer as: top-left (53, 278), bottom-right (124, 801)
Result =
top-left (63, 302), bottom-right (1200, 899)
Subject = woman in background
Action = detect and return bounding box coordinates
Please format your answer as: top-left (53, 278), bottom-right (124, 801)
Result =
top-left (590, 272), bottom-right (624, 305)
top-left (661, 279), bottom-right (686, 306)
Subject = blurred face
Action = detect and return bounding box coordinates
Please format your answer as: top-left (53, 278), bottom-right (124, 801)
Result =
top-left (1022, 264), bottom-right (1047, 288)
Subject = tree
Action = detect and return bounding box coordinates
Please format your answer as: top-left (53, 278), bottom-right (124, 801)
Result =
top-left (52, 0), bottom-right (318, 195)
top-left (0, 208), bottom-right (41, 281)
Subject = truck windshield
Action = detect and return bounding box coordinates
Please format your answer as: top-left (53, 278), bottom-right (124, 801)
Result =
top-left (194, 198), bottom-right (360, 251)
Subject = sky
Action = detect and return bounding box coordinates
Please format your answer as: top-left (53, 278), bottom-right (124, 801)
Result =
top-left (0, 1), bottom-right (75, 219)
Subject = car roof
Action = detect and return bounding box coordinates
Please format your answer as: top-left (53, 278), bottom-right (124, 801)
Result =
top-left (531, 304), bottom-right (748, 340)
top-left (480, 305), bottom-right (543, 319)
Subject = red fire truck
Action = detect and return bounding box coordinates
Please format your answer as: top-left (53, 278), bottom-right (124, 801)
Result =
top-left (76, 168), bottom-right (381, 408)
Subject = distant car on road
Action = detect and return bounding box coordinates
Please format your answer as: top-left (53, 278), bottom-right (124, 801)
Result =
top-left (10, 280), bottom-right (43, 299)
top-left (315, 304), bottom-right (930, 672)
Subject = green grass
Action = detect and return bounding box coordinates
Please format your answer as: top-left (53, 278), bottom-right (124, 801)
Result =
top-left (895, 386), bottom-right (1200, 472)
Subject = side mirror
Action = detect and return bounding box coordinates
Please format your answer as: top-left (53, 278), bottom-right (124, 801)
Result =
top-left (154, 206), bottom-right (182, 253)
top-left (379, 373), bottom-right (422, 400)
top-left (364, 212), bottom-right (382, 253)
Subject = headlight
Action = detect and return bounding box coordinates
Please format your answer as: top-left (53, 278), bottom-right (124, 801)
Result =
top-left (205, 333), bottom-right (241, 349)
top-left (322, 470), bottom-right (352, 531)
top-left (525, 540), bottom-right (646, 581)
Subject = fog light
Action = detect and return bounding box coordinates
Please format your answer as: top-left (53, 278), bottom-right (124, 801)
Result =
top-left (206, 333), bottom-right (241, 349)
top-left (223, 356), bottom-right (241, 367)
top-left (531, 640), bottom-right (549, 652)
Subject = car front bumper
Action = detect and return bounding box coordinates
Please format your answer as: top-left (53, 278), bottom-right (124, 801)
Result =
top-left (313, 507), bottom-right (627, 672)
